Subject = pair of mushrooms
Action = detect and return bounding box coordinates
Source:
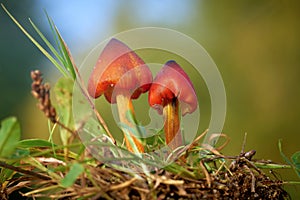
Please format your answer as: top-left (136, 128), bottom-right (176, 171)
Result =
top-left (88, 39), bottom-right (197, 153)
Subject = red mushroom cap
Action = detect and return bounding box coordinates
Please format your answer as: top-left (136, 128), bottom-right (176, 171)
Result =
top-left (88, 38), bottom-right (152, 103)
top-left (148, 60), bottom-right (198, 116)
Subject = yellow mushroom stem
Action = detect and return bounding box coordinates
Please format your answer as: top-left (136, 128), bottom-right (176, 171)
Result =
top-left (116, 94), bottom-right (144, 153)
top-left (163, 98), bottom-right (182, 150)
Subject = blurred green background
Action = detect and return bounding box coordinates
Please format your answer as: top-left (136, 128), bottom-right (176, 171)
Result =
top-left (0, 0), bottom-right (299, 198)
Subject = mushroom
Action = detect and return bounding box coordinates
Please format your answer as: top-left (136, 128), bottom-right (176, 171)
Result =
top-left (88, 38), bottom-right (152, 153)
top-left (148, 60), bottom-right (198, 150)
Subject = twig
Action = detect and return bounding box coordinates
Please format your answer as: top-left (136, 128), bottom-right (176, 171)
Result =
top-left (175, 129), bottom-right (209, 159)
top-left (109, 177), bottom-right (137, 191)
top-left (0, 161), bottom-right (51, 180)
top-left (242, 157), bottom-right (263, 175)
top-left (241, 132), bottom-right (248, 154)
top-left (200, 160), bottom-right (211, 188)
top-left (214, 133), bottom-right (230, 151)
top-left (244, 165), bottom-right (256, 193)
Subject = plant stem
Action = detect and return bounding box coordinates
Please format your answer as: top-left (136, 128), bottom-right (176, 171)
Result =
top-left (163, 98), bottom-right (182, 150)
top-left (116, 94), bottom-right (144, 153)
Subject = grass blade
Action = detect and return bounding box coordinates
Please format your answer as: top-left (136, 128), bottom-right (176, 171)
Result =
top-left (29, 18), bottom-right (65, 66)
top-left (54, 26), bottom-right (77, 79)
top-left (278, 139), bottom-right (292, 165)
top-left (1, 4), bottom-right (68, 77)
top-left (45, 12), bottom-right (76, 79)
top-left (60, 163), bottom-right (84, 188)
top-left (18, 139), bottom-right (56, 148)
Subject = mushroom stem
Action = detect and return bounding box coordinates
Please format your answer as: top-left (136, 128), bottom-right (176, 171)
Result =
top-left (163, 98), bottom-right (182, 150)
top-left (116, 94), bottom-right (144, 153)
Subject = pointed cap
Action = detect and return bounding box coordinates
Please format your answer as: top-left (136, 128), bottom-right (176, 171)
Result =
top-left (148, 60), bottom-right (198, 116)
top-left (88, 38), bottom-right (152, 103)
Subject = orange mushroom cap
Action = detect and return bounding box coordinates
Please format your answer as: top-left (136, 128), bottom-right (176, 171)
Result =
top-left (88, 38), bottom-right (152, 103)
top-left (148, 60), bottom-right (198, 116)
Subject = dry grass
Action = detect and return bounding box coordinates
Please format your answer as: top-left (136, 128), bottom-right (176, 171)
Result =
top-left (1, 145), bottom-right (289, 200)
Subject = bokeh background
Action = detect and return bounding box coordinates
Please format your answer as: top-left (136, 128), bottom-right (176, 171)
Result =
top-left (0, 0), bottom-right (299, 198)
